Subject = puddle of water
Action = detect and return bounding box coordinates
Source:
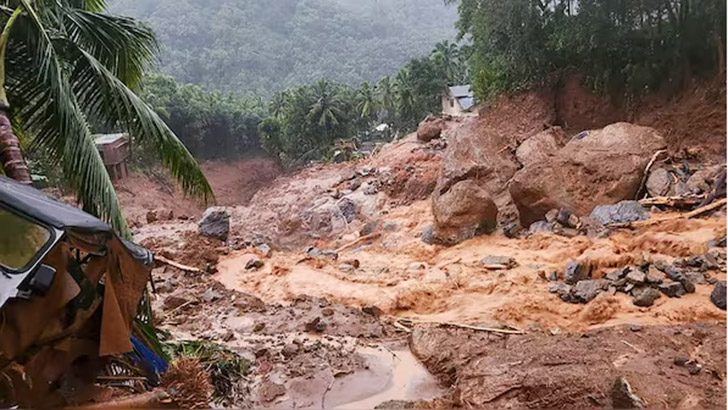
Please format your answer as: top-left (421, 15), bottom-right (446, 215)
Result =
top-left (325, 346), bottom-right (444, 409)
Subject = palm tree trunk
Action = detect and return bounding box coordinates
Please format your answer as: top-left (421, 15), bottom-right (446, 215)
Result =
top-left (0, 106), bottom-right (32, 184)
top-left (0, 6), bottom-right (31, 183)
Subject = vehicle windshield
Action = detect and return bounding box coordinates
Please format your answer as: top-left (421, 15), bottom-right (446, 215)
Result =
top-left (0, 207), bottom-right (52, 272)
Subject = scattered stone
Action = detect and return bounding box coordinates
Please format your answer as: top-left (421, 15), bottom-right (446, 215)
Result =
top-left (360, 220), bottom-right (380, 236)
top-left (645, 266), bottom-right (665, 284)
top-left (416, 115), bottom-right (444, 142)
top-left (258, 379), bottom-right (286, 403)
top-left (632, 287), bottom-right (660, 307)
top-left (382, 221), bottom-right (398, 231)
top-left (605, 268), bottom-right (627, 282)
top-left (673, 356), bottom-right (690, 366)
top-left (198, 207), bottom-right (230, 241)
top-left (200, 288), bottom-right (222, 303)
top-left (146, 209), bottom-right (158, 224)
top-left (556, 208), bottom-right (578, 228)
top-left (684, 272), bottom-right (706, 284)
top-left (253, 322), bottom-right (266, 332)
top-left (564, 260), bottom-right (591, 285)
top-left (321, 307), bottom-right (335, 317)
top-left (707, 235), bottom-right (727, 248)
top-left (246, 257), bottom-right (264, 270)
top-left (645, 168), bottom-right (672, 197)
top-left (688, 363), bottom-right (703, 375)
top-left (502, 221), bottom-right (521, 238)
top-left (548, 282), bottom-right (572, 302)
top-left (305, 317), bottom-right (327, 333)
top-left (710, 281), bottom-right (726, 310)
top-left (547, 270), bottom-right (559, 281)
top-left (348, 179), bottom-right (362, 191)
top-left (611, 377), bottom-right (644, 409)
top-left (625, 269), bottom-right (646, 284)
top-left (338, 198), bottom-right (358, 222)
top-left (590, 200), bottom-right (649, 225)
top-left (420, 224), bottom-right (436, 244)
top-left (257, 243), bottom-right (272, 258)
top-left (408, 262), bottom-right (428, 270)
top-left (363, 182), bottom-right (379, 195)
top-left (572, 279), bottom-right (608, 303)
top-left (163, 294), bottom-right (192, 310)
top-left (341, 259), bottom-right (360, 269)
top-left (281, 343), bottom-right (300, 358)
top-left (362, 305), bottom-right (383, 317)
top-left (545, 209), bottom-right (559, 223)
top-left (659, 282), bottom-right (685, 298)
top-left (480, 255), bottom-right (518, 269)
top-left (628, 324), bottom-right (642, 332)
top-left (528, 221), bottom-right (553, 234)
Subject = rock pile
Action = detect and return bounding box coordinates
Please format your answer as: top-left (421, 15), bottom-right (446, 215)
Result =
top-left (549, 251), bottom-right (725, 307)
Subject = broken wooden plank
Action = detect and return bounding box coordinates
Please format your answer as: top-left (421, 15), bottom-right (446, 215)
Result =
top-left (634, 149), bottom-right (667, 200)
top-left (639, 194), bottom-right (705, 208)
top-left (614, 197), bottom-right (727, 228)
top-left (155, 255), bottom-right (202, 273)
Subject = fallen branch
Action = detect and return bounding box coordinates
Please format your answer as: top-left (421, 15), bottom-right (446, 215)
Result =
top-left (639, 194), bottom-right (705, 208)
top-left (335, 232), bottom-right (381, 253)
top-left (635, 149), bottom-right (667, 200)
top-left (64, 389), bottom-right (170, 409)
top-left (394, 317), bottom-right (524, 335)
top-left (481, 264), bottom-right (509, 270)
top-left (613, 198), bottom-right (727, 228)
top-left (155, 255), bottom-right (202, 273)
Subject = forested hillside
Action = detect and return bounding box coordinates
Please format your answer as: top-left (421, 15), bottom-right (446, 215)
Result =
top-left (112, 0), bottom-right (458, 96)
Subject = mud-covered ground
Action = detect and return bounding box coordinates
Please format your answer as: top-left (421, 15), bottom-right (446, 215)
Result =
top-left (130, 81), bottom-right (726, 408)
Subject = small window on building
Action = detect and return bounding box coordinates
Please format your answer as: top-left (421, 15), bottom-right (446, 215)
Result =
top-left (450, 98), bottom-right (454, 108)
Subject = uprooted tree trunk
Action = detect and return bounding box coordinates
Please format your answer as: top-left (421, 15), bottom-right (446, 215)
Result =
top-left (0, 107), bottom-right (32, 184)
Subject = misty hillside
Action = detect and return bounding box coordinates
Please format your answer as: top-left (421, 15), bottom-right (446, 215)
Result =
top-left (112, 0), bottom-right (458, 96)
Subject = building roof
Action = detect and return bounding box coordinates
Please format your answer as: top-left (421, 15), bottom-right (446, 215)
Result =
top-left (448, 85), bottom-right (473, 98)
top-left (93, 133), bottom-right (126, 146)
top-left (447, 85), bottom-right (476, 111)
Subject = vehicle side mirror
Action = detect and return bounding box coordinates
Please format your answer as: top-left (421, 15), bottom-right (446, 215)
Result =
top-left (29, 264), bottom-right (56, 296)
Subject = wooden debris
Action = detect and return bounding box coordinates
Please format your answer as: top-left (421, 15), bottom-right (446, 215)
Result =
top-left (155, 255), bottom-right (202, 273)
top-left (635, 149), bottom-right (667, 199)
top-left (639, 194), bottom-right (705, 208)
top-left (335, 232), bottom-right (381, 253)
top-left (614, 198), bottom-right (727, 228)
top-left (394, 317), bottom-right (524, 335)
top-left (481, 264), bottom-right (510, 270)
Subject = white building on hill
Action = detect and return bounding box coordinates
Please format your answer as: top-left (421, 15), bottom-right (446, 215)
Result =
top-left (442, 85), bottom-right (476, 116)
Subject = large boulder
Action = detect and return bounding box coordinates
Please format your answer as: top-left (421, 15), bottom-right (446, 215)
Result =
top-left (515, 127), bottom-right (565, 167)
top-left (509, 123), bottom-right (667, 226)
top-left (431, 179), bottom-right (498, 245)
top-left (416, 115), bottom-right (446, 142)
top-left (198, 207), bottom-right (230, 241)
top-left (432, 119), bottom-right (521, 229)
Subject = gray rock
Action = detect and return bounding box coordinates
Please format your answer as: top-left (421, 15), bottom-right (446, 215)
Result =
top-left (420, 224), bottom-right (436, 244)
top-left (684, 271), bottom-right (706, 284)
top-left (382, 221), bottom-right (398, 231)
top-left (572, 279), bottom-right (609, 303)
top-left (246, 257), bottom-right (264, 270)
top-left (363, 182), bottom-right (379, 195)
top-left (556, 208), bottom-right (577, 228)
top-left (625, 269), bottom-right (646, 284)
top-left (201, 288), bottom-right (222, 303)
top-left (480, 255), bottom-right (518, 269)
top-left (645, 266), bottom-right (666, 284)
top-left (545, 209), bottom-right (559, 223)
top-left (711, 281), bottom-right (726, 310)
top-left (605, 268), bottom-right (628, 282)
top-left (198, 207), bottom-right (230, 241)
top-left (257, 243), bottom-right (272, 258)
top-left (659, 282), bottom-right (685, 298)
top-left (611, 377), bottom-right (645, 408)
top-left (281, 343), bottom-right (300, 358)
top-left (646, 168), bottom-right (672, 197)
top-left (548, 282), bottom-right (572, 301)
top-left (548, 270), bottom-right (559, 281)
top-left (529, 221), bottom-right (553, 234)
top-left (633, 287), bottom-right (660, 307)
top-left (338, 198), bottom-right (358, 222)
top-left (590, 201), bottom-right (649, 225)
top-left (564, 260), bottom-right (591, 285)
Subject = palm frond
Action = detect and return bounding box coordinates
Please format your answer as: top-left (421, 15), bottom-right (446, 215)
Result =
top-left (9, 1), bottom-right (131, 236)
top-left (68, 45), bottom-right (214, 202)
top-left (62, 7), bottom-right (157, 88)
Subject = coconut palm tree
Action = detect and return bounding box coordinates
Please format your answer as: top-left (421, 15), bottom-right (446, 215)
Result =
top-left (307, 79), bottom-right (347, 144)
top-left (375, 75), bottom-right (395, 124)
top-left (355, 81), bottom-right (375, 121)
top-left (431, 40), bottom-right (461, 84)
top-left (0, 0), bottom-right (212, 237)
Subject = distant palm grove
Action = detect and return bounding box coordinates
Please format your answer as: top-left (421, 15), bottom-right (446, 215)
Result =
top-left (125, 0), bottom-right (724, 167)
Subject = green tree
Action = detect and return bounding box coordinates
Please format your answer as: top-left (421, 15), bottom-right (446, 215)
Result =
top-left (307, 79), bottom-right (350, 145)
top-left (0, 0), bottom-right (212, 237)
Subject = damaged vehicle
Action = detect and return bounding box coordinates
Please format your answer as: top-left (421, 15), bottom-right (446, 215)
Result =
top-left (0, 175), bottom-right (154, 407)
